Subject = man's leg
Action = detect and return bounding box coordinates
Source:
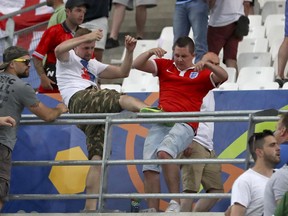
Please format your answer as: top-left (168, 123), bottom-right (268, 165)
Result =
top-left (109, 3), bottom-right (126, 40)
top-left (84, 155), bottom-right (102, 210)
top-left (143, 170), bottom-right (160, 211)
top-left (193, 190), bottom-right (221, 212)
top-left (119, 94), bottom-right (148, 112)
top-left (158, 151), bottom-right (180, 205)
top-left (135, 5), bottom-right (147, 39)
top-left (277, 37), bottom-right (288, 80)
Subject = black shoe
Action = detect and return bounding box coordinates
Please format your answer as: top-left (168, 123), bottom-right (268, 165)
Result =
top-left (105, 38), bottom-right (119, 49)
top-left (275, 78), bottom-right (284, 88)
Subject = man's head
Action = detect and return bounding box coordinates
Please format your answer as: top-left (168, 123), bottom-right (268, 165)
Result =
top-left (248, 129), bottom-right (280, 166)
top-left (74, 28), bottom-right (94, 61)
top-left (46, 0), bottom-right (64, 8)
top-left (0, 46), bottom-right (30, 78)
top-left (65, 0), bottom-right (88, 26)
top-left (274, 113), bottom-right (288, 144)
top-left (172, 36), bottom-right (195, 71)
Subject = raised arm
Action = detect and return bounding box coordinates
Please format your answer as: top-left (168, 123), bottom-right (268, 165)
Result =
top-left (133, 48), bottom-right (167, 74)
top-left (99, 35), bottom-right (137, 79)
top-left (195, 52), bottom-right (228, 84)
top-left (55, 29), bottom-right (103, 62)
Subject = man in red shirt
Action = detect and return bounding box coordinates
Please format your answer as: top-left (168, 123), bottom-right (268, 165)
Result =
top-left (32, 0), bottom-right (89, 93)
top-left (133, 36), bottom-right (228, 212)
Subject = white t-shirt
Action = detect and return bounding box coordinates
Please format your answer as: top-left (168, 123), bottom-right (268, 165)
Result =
top-left (209, 0), bottom-right (252, 27)
top-left (194, 91), bottom-right (215, 150)
top-left (56, 50), bottom-right (108, 106)
top-left (231, 168), bottom-right (269, 216)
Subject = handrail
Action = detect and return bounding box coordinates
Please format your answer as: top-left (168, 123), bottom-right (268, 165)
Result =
top-left (0, 2), bottom-right (46, 21)
top-left (7, 110), bottom-right (280, 211)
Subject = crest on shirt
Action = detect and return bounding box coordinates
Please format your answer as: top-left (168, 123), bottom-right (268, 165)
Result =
top-left (189, 72), bottom-right (199, 79)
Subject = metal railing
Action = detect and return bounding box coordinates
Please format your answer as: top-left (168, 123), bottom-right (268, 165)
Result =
top-left (0, 2), bottom-right (49, 89)
top-left (8, 110), bottom-right (281, 212)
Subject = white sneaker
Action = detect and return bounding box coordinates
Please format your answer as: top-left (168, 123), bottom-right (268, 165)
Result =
top-left (165, 200), bottom-right (180, 212)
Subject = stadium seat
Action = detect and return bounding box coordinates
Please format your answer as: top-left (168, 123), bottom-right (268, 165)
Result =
top-left (237, 52), bottom-right (272, 71)
top-left (121, 83), bottom-right (159, 93)
top-left (264, 14), bottom-right (285, 36)
top-left (111, 40), bottom-right (158, 64)
top-left (122, 69), bottom-right (159, 92)
top-left (216, 82), bottom-right (239, 91)
top-left (261, 1), bottom-right (285, 23)
top-left (238, 82), bottom-right (279, 90)
top-left (237, 66), bottom-right (275, 90)
top-left (269, 38), bottom-right (283, 60)
top-left (238, 38), bottom-right (269, 57)
top-left (100, 84), bottom-right (122, 92)
top-left (245, 26), bottom-right (266, 39)
top-left (266, 25), bottom-right (285, 47)
top-left (248, 15), bottom-right (263, 27)
top-left (222, 67), bottom-right (237, 83)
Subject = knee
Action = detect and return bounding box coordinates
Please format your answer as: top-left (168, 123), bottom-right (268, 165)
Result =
top-left (157, 151), bottom-right (172, 159)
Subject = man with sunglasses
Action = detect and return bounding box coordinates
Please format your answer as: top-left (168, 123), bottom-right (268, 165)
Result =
top-left (226, 130), bottom-right (280, 216)
top-left (0, 46), bottom-right (68, 211)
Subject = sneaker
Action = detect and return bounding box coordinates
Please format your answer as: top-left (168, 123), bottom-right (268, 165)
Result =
top-left (140, 107), bottom-right (174, 127)
top-left (275, 78), bottom-right (284, 88)
top-left (165, 200), bottom-right (180, 212)
top-left (105, 37), bottom-right (120, 49)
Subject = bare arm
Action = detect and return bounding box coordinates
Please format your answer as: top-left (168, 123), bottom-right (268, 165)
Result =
top-left (230, 203), bottom-right (246, 216)
top-left (195, 52), bottom-right (228, 84)
top-left (243, 1), bottom-right (251, 16)
top-left (55, 29), bottom-right (103, 62)
top-left (28, 102), bottom-right (68, 122)
top-left (0, 116), bottom-right (16, 127)
top-left (133, 47), bottom-right (167, 74)
top-left (99, 35), bottom-right (137, 79)
top-left (33, 57), bottom-right (55, 90)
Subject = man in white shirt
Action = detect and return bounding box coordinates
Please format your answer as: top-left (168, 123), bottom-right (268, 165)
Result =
top-left (226, 130), bottom-right (280, 216)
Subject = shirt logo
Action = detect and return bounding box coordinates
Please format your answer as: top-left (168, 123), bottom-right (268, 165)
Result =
top-left (189, 72), bottom-right (199, 79)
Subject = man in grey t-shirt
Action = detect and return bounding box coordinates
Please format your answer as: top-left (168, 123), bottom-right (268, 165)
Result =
top-left (263, 113), bottom-right (288, 216)
top-left (0, 46), bottom-right (68, 210)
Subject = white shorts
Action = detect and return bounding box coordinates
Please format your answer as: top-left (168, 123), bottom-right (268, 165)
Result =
top-left (142, 123), bottom-right (195, 173)
top-left (112, 0), bottom-right (157, 10)
top-left (80, 17), bottom-right (108, 50)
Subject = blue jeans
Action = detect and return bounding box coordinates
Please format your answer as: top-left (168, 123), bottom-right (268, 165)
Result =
top-left (173, 0), bottom-right (209, 63)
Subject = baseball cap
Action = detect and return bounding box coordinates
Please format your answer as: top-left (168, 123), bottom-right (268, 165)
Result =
top-left (0, 46), bottom-right (29, 70)
top-left (65, 0), bottom-right (90, 9)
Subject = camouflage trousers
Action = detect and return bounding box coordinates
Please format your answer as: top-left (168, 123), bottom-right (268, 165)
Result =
top-left (68, 88), bottom-right (122, 159)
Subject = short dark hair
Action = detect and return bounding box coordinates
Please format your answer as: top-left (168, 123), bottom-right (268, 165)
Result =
top-left (280, 112), bottom-right (288, 129)
top-left (248, 129), bottom-right (274, 161)
top-left (172, 36), bottom-right (195, 54)
top-left (74, 27), bottom-right (91, 38)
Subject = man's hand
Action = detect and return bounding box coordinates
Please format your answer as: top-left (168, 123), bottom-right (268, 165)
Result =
top-left (88, 29), bottom-right (103, 42)
top-left (125, 35), bottom-right (137, 53)
top-left (56, 103), bottom-right (68, 114)
top-left (148, 48), bottom-right (167, 58)
top-left (183, 143), bottom-right (194, 157)
top-left (40, 74), bottom-right (55, 90)
top-left (0, 116), bottom-right (16, 127)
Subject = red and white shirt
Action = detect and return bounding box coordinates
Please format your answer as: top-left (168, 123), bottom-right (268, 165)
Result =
top-left (153, 58), bottom-right (216, 131)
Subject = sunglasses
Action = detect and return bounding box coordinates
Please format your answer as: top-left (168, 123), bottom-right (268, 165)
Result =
top-left (13, 58), bottom-right (31, 66)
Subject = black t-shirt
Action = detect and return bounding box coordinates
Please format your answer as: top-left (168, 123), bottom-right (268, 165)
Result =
top-left (84, 0), bottom-right (110, 22)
